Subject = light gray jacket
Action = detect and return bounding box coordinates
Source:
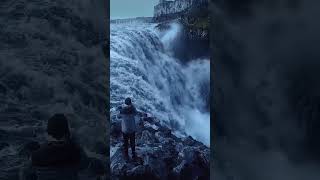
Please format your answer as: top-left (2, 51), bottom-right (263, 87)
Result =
top-left (118, 105), bottom-right (138, 133)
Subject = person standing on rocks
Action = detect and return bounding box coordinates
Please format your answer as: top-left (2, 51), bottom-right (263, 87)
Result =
top-left (117, 97), bottom-right (140, 161)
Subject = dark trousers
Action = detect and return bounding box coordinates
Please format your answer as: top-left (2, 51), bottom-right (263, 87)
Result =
top-left (123, 132), bottom-right (135, 156)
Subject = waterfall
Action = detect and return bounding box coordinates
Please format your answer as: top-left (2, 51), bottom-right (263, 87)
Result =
top-left (110, 22), bottom-right (210, 146)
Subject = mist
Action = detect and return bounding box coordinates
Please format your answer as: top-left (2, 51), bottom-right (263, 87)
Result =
top-left (110, 22), bottom-right (210, 146)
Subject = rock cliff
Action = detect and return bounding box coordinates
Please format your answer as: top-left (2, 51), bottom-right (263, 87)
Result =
top-left (155, 3), bottom-right (209, 61)
top-left (110, 113), bottom-right (210, 180)
top-left (154, 0), bottom-right (207, 18)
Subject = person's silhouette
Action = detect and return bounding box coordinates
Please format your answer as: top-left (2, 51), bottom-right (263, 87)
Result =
top-left (20, 114), bottom-right (90, 180)
top-left (117, 98), bottom-right (139, 161)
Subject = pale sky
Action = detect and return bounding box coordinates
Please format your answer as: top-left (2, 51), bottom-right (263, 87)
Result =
top-left (110, 0), bottom-right (159, 19)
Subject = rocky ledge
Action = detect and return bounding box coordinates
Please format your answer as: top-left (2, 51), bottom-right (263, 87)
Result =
top-left (110, 114), bottom-right (210, 180)
top-left (155, 5), bottom-right (209, 61)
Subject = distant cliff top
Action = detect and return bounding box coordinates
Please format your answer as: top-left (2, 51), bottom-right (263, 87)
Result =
top-left (110, 17), bottom-right (153, 24)
top-left (154, 0), bottom-right (208, 17)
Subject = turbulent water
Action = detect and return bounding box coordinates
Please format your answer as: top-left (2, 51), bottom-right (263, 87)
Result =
top-left (110, 22), bottom-right (210, 145)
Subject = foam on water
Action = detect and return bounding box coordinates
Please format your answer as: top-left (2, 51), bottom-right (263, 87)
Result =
top-left (110, 22), bottom-right (210, 146)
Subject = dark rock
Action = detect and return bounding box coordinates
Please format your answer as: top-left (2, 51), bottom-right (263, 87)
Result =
top-left (158, 126), bottom-right (172, 137)
top-left (177, 148), bottom-right (210, 180)
top-left (183, 136), bottom-right (197, 146)
top-left (142, 117), bottom-right (155, 124)
top-left (154, 1), bottom-right (210, 61)
top-left (155, 23), bottom-right (172, 31)
top-left (125, 165), bottom-right (160, 180)
top-left (137, 130), bottom-right (156, 145)
top-left (111, 114), bottom-right (209, 180)
top-left (154, 0), bottom-right (208, 18)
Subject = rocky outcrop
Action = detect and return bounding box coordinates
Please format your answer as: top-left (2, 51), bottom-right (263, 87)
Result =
top-left (155, 4), bottom-right (209, 61)
top-left (154, 0), bottom-right (208, 18)
top-left (153, 0), bottom-right (209, 61)
top-left (110, 114), bottom-right (210, 180)
top-left (158, 22), bottom-right (209, 61)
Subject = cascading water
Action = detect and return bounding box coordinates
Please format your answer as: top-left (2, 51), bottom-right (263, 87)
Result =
top-left (110, 22), bottom-right (210, 146)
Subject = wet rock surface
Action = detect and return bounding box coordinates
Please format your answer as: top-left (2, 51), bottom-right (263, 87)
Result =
top-left (110, 115), bottom-right (210, 180)
top-left (154, 4), bottom-right (209, 62)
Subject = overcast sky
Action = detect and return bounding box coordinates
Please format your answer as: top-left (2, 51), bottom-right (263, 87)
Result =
top-left (110, 0), bottom-right (159, 19)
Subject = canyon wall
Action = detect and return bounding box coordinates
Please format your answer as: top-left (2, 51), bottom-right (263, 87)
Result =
top-left (154, 0), bottom-right (207, 17)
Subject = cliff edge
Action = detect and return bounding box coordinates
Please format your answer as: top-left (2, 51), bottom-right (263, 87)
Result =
top-left (154, 0), bottom-right (209, 61)
top-left (110, 113), bottom-right (210, 180)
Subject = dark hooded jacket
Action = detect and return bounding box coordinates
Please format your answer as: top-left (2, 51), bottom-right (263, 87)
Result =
top-left (30, 138), bottom-right (88, 180)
